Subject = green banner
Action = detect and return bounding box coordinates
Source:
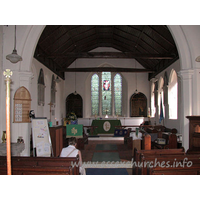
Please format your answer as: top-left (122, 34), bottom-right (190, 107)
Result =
top-left (66, 124), bottom-right (83, 138)
top-left (91, 120), bottom-right (121, 135)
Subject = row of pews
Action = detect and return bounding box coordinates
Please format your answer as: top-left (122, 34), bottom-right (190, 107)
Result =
top-left (133, 148), bottom-right (200, 175)
top-left (124, 124), bottom-right (200, 175)
top-left (121, 124), bottom-right (179, 151)
top-left (0, 156), bottom-right (80, 175)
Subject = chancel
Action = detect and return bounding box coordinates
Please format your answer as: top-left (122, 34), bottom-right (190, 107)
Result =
top-left (1, 25), bottom-right (200, 175)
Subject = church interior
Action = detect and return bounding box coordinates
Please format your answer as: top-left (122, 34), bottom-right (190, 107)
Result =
top-left (1, 24), bottom-right (200, 178)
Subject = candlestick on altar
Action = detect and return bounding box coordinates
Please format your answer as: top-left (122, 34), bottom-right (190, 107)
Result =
top-left (3, 69), bottom-right (13, 175)
top-left (105, 108), bottom-right (109, 118)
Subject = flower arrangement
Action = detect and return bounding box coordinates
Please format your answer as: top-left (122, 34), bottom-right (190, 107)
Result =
top-left (66, 112), bottom-right (77, 121)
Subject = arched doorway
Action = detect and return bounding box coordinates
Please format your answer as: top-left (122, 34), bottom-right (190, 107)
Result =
top-left (66, 93), bottom-right (83, 118)
top-left (130, 92), bottom-right (147, 117)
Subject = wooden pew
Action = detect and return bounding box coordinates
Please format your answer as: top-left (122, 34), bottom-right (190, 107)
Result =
top-left (153, 133), bottom-right (178, 149)
top-left (140, 153), bottom-right (200, 175)
top-left (0, 166), bottom-right (73, 175)
top-left (0, 156), bottom-right (80, 175)
top-left (132, 148), bottom-right (185, 175)
top-left (149, 163), bottom-right (200, 175)
top-left (142, 134), bottom-right (151, 150)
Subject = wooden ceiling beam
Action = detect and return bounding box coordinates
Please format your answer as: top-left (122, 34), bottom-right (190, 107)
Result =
top-left (37, 52), bottom-right (174, 59)
top-left (59, 67), bottom-right (155, 73)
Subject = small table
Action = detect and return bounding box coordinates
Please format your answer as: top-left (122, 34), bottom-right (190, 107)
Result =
top-left (0, 143), bottom-right (25, 156)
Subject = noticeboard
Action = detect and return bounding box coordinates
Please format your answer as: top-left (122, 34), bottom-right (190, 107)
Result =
top-left (31, 118), bottom-right (53, 157)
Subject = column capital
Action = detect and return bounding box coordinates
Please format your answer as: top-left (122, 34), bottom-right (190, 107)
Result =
top-left (177, 69), bottom-right (194, 80)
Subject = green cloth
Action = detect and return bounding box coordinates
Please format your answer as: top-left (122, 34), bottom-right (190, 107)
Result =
top-left (91, 120), bottom-right (121, 135)
top-left (66, 124), bottom-right (83, 138)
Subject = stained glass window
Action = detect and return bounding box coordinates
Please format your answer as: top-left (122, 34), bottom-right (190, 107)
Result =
top-left (91, 74), bottom-right (99, 115)
top-left (91, 71), bottom-right (123, 117)
top-left (114, 73), bottom-right (122, 116)
top-left (102, 72), bottom-right (112, 115)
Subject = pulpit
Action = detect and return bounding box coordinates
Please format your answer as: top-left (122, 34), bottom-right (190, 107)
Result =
top-left (66, 124), bottom-right (85, 150)
top-left (186, 116), bottom-right (200, 153)
top-left (66, 124), bottom-right (83, 138)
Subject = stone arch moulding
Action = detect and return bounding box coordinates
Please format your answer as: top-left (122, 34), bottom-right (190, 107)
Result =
top-left (20, 25), bottom-right (45, 72)
top-left (167, 25), bottom-right (192, 70)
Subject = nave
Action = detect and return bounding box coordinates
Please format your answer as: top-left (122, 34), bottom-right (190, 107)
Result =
top-left (81, 137), bottom-right (132, 175)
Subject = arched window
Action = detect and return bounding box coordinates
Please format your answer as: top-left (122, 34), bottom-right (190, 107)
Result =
top-left (151, 82), bottom-right (156, 117)
top-left (51, 75), bottom-right (56, 104)
top-left (38, 69), bottom-right (45, 106)
top-left (91, 74), bottom-right (99, 116)
top-left (114, 73), bottom-right (122, 116)
top-left (168, 69), bottom-right (178, 119)
top-left (91, 71), bottom-right (122, 117)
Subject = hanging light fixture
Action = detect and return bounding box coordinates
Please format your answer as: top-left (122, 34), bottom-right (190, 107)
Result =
top-left (6, 25), bottom-right (22, 63)
top-left (73, 59), bottom-right (77, 95)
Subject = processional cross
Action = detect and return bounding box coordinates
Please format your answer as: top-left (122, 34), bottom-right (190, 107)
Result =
top-left (48, 102), bottom-right (53, 121)
top-left (3, 69), bottom-right (13, 175)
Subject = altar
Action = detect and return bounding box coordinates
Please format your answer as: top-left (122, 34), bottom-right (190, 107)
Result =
top-left (91, 119), bottom-right (121, 135)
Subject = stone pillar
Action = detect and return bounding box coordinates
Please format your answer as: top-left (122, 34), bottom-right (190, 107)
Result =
top-left (178, 69), bottom-right (194, 151)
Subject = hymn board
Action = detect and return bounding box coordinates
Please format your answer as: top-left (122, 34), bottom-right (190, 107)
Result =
top-left (31, 118), bottom-right (53, 157)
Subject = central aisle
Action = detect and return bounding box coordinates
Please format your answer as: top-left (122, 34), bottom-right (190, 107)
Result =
top-left (81, 137), bottom-right (132, 175)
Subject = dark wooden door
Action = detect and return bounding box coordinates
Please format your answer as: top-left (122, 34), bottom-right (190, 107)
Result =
top-left (66, 93), bottom-right (83, 118)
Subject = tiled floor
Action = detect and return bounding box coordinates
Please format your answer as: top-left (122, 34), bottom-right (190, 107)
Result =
top-left (81, 137), bottom-right (133, 175)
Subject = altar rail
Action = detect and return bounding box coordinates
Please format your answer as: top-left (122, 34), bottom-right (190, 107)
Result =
top-left (78, 117), bottom-right (144, 126)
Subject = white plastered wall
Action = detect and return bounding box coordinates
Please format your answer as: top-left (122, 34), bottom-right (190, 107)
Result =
top-left (64, 52), bottom-right (150, 119)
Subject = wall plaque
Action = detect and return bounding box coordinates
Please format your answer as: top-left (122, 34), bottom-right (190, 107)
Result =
top-left (13, 86), bottom-right (31, 123)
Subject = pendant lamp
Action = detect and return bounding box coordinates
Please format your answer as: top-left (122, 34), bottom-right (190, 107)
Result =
top-left (6, 25), bottom-right (22, 63)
